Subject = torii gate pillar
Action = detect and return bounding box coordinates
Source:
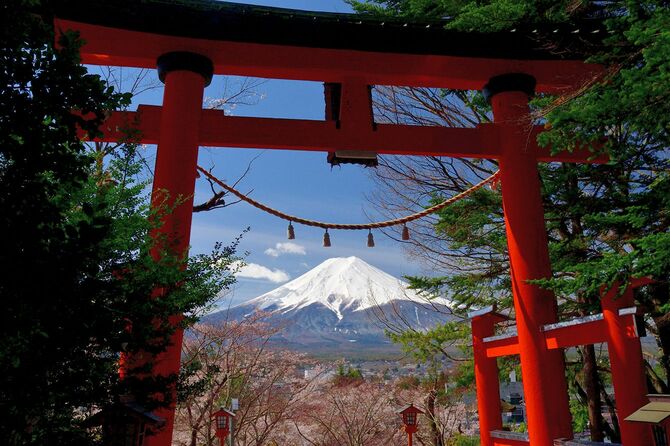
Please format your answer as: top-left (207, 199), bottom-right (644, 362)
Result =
top-left (144, 52), bottom-right (213, 446)
top-left (602, 284), bottom-right (653, 445)
top-left (471, 308), bottom-right (507, 446)
top-left (488, 74), bottom-right (573, 445)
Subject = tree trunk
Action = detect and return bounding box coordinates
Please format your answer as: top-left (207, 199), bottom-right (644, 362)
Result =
top-left (653, 310), bottom-right (670, 388)
top-left (647, 282), bottom-right (670, 388)
top-left (575, 291), bottom-right (606, 442)
top-left (645, 359), bottom-right (670, 393)
top-left (600, 386), bottom-right (621, 443)
top-left (190, 427), bottom-right (198, 446)
top-left (579, 344), bottom-right (605, 441)
top-left (425, 389), bottom-right (443, 446)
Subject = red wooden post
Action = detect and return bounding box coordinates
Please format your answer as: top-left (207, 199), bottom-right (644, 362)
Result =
top-left (602, 283), bottom-right (653, 445)
top-left (470, 308), bottom-right (506, 446)
top-left (143, 51), bottom-right (212, 446)
top-left (487, 74), bottom-right (572, 445)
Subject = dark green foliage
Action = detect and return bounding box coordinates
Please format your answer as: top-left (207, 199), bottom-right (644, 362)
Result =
top-left (0, 2), bottom-right (238, 445)
top-left (333, 364), bottom-right (364, 386)
top-left (450, 435), bottom-right (479, 446)
top-left (387, 321), bottom-right (469, 361)
top-left (336, 364), bottom-right (363, 379)
top-left (534, 1), bottom-right (670, 302)
top-left (348, 0), bottom-right (590, 29)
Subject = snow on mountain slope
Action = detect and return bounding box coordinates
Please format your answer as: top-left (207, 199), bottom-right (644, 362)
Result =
top-left (241, 256), bottom-right (445, 319)
top-left (206, 257), bottom-right (454, 355)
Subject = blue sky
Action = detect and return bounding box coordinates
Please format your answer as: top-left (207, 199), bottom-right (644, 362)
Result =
top-left (225, 0), bottom-right (355, 12)
top-left (122, 0), bottom-right (433, 307)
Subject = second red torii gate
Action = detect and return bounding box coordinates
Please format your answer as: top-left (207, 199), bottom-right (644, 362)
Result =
top-left (54, 1), bottom-right (615, 445)
top-left (471, 277), bottom-right (654, 446)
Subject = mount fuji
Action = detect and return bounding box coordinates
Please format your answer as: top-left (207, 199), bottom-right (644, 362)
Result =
top-left (207, 257), bottom-right (454, 355)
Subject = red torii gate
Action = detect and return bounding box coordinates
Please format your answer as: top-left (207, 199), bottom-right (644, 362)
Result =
top-left (54, 1), bottom-right (617, 445)
top-left (470, 277), bottom-right (654, 446)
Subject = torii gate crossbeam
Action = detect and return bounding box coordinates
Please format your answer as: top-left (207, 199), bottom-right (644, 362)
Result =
top-left (95, 105), bottom-right (601, 162)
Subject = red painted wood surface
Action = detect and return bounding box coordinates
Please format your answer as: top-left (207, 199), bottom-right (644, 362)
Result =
top-left (544, 320), bottom-right (607, 349)
top-left (143, 69), bottom-right (206, 446)
top-left (495, 90), bottom-right (572, 445)
top-left (55, 19), bottom-right (602, 93)
top-left (602, 285), bottom-right (653, 446)
top-left (492, 439), bottom-right (530, 446)
top-left (90, 107), bottom-right (606, 163)
top-left (485, 336), bottom-right (520, 358)
top-left (483, 315), bottom-right (643, 357)
top-left (472, 312), bottom-right (507, 446)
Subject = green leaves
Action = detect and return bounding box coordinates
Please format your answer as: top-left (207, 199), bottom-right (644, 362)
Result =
top-left (433, 187), bottom-right (505, 250)
top-left (348, 0), bottom-right (581, 29)
top-left (446, 0), bottom-right (534, 31)
top-left (387, 321), bottom-right (470, 363)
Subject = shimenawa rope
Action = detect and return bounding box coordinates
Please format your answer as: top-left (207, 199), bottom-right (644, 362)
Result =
top-left (196, 166), bottom-right (500, 231)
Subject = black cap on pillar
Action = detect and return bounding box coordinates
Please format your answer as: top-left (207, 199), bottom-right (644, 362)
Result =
top-left (157, 51), bottom-right (214, 86)
top-left (483, 73), bottom-right (536, 104)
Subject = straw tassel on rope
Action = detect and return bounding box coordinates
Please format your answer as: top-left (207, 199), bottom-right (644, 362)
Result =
top-left (401, 224), bottom-right (410, 241)
top-left (367, 230), bottom-right (375, 248)
top-left (287, 221), bottom-right (295, 240)
top-left (323, 229), bottom-right (331, 247)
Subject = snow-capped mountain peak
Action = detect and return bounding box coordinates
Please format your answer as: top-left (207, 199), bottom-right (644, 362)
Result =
top-left (208, 257), bottom-right (455, 355)
top-left (240, 256), bottom-right (427, 319)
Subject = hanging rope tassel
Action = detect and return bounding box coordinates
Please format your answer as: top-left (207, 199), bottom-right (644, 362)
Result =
top-left (401, 224), bottom-right (410, 241)
top-left (367, 230), bottom-right (375, 248)
top-left (323, 229), bottom-right (331, 247)
top-left (287, 221), bottom-right (295, 240)
top-left (489, 176), bottom-right (501, 191)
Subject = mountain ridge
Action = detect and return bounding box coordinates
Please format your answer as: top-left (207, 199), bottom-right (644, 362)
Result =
top-left (207, 256), bottom-right (453, 356)
top-left (241, 256), bottom-right (447, 318)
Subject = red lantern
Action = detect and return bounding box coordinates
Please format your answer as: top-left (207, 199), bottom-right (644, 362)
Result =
top-left (212, 407), bottom-right (235, 446)
top-left (397, 404), bottom-right (424, 446)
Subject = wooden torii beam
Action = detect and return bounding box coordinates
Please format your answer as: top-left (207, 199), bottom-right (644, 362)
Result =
top-left (54, 16), bottom-right (601, 93)
top-left (93, 105), bottom-right (602, 162)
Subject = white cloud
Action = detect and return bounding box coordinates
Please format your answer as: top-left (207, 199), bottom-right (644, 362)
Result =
top-left (264, 242), bottom-right (307, 257)
top-left (231, 261), bottom-right (290, 283)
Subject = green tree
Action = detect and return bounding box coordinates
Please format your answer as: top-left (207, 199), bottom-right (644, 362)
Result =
top-left (0, 2), bottom-right (238, 444)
